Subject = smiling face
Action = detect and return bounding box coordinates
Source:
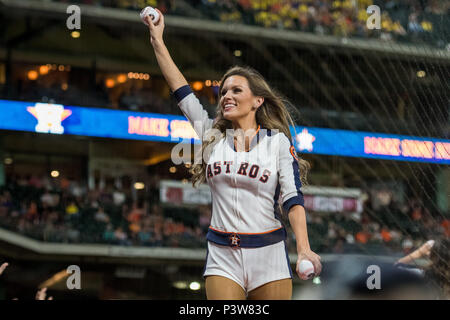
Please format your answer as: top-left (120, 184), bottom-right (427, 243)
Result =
top-left (219, 75), bottom-right (262, 123)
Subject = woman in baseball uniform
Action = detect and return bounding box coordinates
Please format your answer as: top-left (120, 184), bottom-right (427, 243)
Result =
top-left (145, 10), bottom-right (322, 300)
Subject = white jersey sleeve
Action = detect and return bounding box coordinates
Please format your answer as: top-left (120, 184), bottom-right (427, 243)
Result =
top-left (174, 85), bottom-right (214, 140)
top-left (277, 132), bottom-right (305, 213)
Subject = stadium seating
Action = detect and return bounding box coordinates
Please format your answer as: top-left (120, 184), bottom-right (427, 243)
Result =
top-left (1, 174), bottom-right (446, 255)
top-left (38, 0), bottom-right (449, 48)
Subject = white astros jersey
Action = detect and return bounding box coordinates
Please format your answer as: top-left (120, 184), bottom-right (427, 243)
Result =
top-left (176, 86), bottom-right (304, 237)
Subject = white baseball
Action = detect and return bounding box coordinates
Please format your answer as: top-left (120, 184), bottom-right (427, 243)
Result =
top-left (299, 259), bottom-right (315, 280)
top-left (140, 6), bottom-right (160, 26)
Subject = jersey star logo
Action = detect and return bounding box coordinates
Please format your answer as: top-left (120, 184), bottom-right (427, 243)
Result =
top-left (295, 128), bottom-right (316, 152)
top-left (229, 233), bottom-right (240, 248)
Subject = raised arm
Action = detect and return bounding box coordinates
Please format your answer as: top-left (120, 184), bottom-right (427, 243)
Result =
top-left (395, 240), bottom-right (434, 265)
top-left (145, 10), bottom-right (213, 137)
top-left (146, 9), bottom-right (188, 92)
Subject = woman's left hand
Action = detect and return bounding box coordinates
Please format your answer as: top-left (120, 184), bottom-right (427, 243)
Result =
top-left (296, 249), bottom-right (322, 278)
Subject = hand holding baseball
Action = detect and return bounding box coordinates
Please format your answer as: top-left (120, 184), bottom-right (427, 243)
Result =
top-left (296, 249), bottom-right (322, 280)
top-left (140, 7), bottom-right (160, 25)
top-left (142, 7), bottom-right (165, 47)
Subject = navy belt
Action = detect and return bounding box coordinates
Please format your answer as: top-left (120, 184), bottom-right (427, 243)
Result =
top-left (206, 226), bottom-right (286, 248)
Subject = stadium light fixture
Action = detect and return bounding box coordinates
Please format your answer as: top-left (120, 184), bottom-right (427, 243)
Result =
top-left (27, 70), bottom-right (38, 80)
top-left (105, 79), bottom-right (115, 88)
top-left (192, 81), bottom-right (203, 91)
top-left (173, 281), bottom-right (188, 289)
top-left (189, 282), bottom-right (201, 291)
top-left (416, 70), bottom-right (426, 78)
top-left (39, 65), bottom-right (49, 75)
top-left (117, 74), bottom-right (127, 83)
top-left (134, 182), bottom-right (145, 190)
top-left (50, 170), bottom-right (60, 178)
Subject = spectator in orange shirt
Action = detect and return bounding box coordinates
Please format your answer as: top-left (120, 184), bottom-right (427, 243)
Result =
top-left (355, 225), bottom-right (371, 244)
top-left (380, 227), bottom-right (392, 243)
top-left (127, 202), bottom-right (144, 223)
top-left (26, 201), bottom-right (38, 220)
top-left (411, 205), bottom-right (422, 221)
top-left (129, 221), bottom-right (141, 236)
top-left (163, 219), bottom-right (176, 237)
top-left (238, 0), bottom-right (251, 10)
top-left (175, 222), bottom-right (185, 235)
top-left (441, 219), bottom-right (450, 237)
top-left (355, 231), bottom-right (369, 244)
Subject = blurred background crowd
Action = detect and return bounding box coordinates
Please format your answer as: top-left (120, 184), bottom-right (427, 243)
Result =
top-left (0, 0), bottom-right (447, 262)
top-left (48, 0), bottom-right (450, 48)
top-left (0, 0), bottom-right (448, 300)
top-left (1, 174), bottom-right (448, 256)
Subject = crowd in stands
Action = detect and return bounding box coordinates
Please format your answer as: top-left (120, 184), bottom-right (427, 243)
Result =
top-left (44, 0), bottom-right (450, 48)
top-left (204, 0), bottom-right (448, 46)
top-left (0, 174), bottom-right (448, 256)
top-left (0, 175), bottom-right (207, 248)
top-left (189, 0), bottom-right (448, 46)
top-left (306, 194), bottom-right (450, 255)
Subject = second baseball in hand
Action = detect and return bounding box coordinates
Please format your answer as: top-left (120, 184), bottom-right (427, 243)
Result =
top-left (299, 259), bottom-right (315, 280)
top-left (140, 6), bottom-right (160, 25)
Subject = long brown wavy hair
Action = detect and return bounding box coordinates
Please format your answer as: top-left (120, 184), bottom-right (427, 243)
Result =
top-left (190, 66), bottom-right (310, 190)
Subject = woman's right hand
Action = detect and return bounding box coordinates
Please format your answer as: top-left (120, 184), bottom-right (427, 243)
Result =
top-left (146, 8), bottom-right (165, 47)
